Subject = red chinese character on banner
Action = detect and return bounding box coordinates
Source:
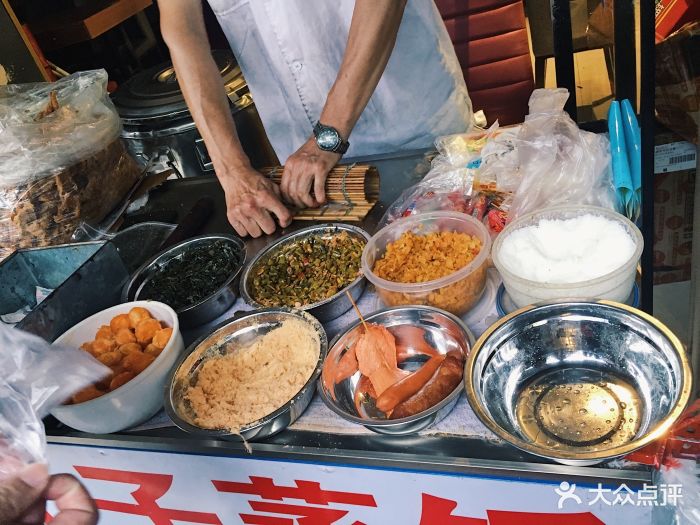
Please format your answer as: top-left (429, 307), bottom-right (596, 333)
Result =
top-left (213, 476), bottom-right (377, 525)
top-left (419, 495), bottom-right (606, 525)
top-left (74, 466), bottom-right (222, 525)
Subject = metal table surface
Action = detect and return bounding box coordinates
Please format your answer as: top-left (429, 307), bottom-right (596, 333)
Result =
top-left (46, 149), bottom-right (653, 486)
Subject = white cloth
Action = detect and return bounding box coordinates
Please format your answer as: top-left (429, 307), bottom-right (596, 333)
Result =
top-left (207, 0), bottom-right (473, 162)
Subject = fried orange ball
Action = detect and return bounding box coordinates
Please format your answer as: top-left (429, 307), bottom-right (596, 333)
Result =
top-left (118, 342), bottom-right (142, 355)
top-left (144, 344), bottom-right (162, 357)
top-left (109, 371), bottom-right (136, 391)
top-left (97, 350), bottom-right (123, 367)
top-left (95, 325), bottom-right (113, 340)
top-left (135, 318), bottom-right (161, 345)
top-left (151, 327), bottom-right (173, 350)
top-left (92, 338), bottom-right (117, 355)
top-left (110, 314), bottom-right (131, 333)
top-left (114, 328), bottom-right (136, 345)
top-left (123, 352), bottom-right (155, 374)
top-left (128, 307), bottom-right (152, 328)
top-left (72, 385), bottom-right (105, 404)
top-left (80, 341), bottom-right (93, 354)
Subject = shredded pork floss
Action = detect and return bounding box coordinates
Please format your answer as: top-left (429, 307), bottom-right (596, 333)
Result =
top-left (184, 319), bottom-right (319, 432)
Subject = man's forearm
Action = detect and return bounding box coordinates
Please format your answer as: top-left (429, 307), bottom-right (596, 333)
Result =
top-left (320, 0), bottom-right (408, 137)
top-left (159, 0), bottom-right (250, 177)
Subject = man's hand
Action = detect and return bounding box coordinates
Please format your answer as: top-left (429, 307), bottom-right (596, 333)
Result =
top-left (0, 463), bottom-right (98, 525)
top-left (220, 166), bottom-right (292, 238)
top-left (281, 137), bottom-right (341, 208)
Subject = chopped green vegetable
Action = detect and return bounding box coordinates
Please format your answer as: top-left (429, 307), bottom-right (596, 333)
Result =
top-left (251, 231), bottom-right (364, 307)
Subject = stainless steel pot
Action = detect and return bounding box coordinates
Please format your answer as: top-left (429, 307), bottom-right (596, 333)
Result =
top-left (165, 308), bottom-right (327, 442)
top-left (112, 50), bottom-right (278, 177)
top-left (123, 234), bottom-right (246, 328)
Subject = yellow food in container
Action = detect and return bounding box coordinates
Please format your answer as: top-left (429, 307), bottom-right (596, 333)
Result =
top-left (362, 212), bottom-right (491, 315)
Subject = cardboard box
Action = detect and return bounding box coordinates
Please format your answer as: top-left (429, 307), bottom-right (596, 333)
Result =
top-left (653, 131), bottom-right (697, 284)
top-left (655, 0), bottom-right (700, 43)
top-left (656, 21), bottom-right (700, 145)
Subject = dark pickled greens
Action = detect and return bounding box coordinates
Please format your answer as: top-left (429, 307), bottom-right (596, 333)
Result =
top-left (251, 231), bottom-right (364, 307)
top-left (139, 239), bottom-right (242, 311)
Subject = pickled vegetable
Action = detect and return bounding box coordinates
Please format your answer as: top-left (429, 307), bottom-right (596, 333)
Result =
top-left (139, 239), bottom-right (242, 311)
top-left (251, 231), bottom-right (365, 307)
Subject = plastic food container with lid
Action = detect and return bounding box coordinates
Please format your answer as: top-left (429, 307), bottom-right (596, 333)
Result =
top-left (362, 211), bottom-right (491, 316)
top-left (491, 204), bottom-right (643, 308)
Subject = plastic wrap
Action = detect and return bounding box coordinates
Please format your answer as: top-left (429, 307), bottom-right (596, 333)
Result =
top-left (0, 70), bottom-right (141, 260)
top-left (508, 89), bottom-right (616, 221)
top-left (379, 129), bottom-right (497, 227)
top-left (0, 324), bottom-right (108, 479)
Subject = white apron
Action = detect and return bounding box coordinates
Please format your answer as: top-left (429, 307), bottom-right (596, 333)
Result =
top-left (206, 0), bottom-right (473, 162)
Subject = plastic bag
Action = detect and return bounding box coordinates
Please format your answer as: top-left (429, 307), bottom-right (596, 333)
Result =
top-left (379, 128), bottom-right (498, 226)
top-left (0, 70), bottom-right (141, 260)
top-left (508, 89), bottom-right (616, 221)
top-left (0, 324), bottom-right (108, 479)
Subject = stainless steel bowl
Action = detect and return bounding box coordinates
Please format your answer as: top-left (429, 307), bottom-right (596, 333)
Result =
top-left (164, 308), bottom-right (327, 441)
top-left (240, 224), bottom-right (370, 322)
top-left (123, 234), bottom-right (245, 328)
top-left (318, 306), bottom-right (474, 435)
top-left (466, 300), bottom-right (693, 466)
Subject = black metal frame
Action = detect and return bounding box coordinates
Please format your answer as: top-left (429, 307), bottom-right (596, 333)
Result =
top-left (550, 0), bottom-right (655, 313)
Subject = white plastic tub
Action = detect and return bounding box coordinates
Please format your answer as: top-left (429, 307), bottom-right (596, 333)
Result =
top-left (492, 205), bottom-right (643, 308)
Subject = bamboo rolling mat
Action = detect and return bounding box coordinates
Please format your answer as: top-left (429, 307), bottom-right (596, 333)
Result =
top-left (264, 164), bottom-right (380, 221)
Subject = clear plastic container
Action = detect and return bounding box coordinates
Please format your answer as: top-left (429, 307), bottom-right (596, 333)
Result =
top-left (492, 205), bottom-right (643, 308)
top-left (362, 212), bottom-right (491, 316)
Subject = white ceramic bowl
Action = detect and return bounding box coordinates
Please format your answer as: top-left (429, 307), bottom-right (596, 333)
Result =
top-left (492, 205), bottom-right (643, 308)
top-left (51, 301), bottom-right (185, 433)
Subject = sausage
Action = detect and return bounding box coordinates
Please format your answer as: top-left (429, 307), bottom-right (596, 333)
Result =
top-left (396, 344), bottom-right (440, 363)
top-left (389, 355), bottom-right (463, 419)
top-left (375, 354), bottom-right (445, 413)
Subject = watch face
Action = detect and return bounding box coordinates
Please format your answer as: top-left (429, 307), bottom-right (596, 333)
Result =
top-left (317, 128), bottom-right (340, 150)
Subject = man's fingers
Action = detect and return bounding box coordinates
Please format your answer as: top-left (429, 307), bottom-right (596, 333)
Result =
top-left (240, 214), bottom-right (263, 238)
top-left (0, 463), bottom-right (50, 523)
top-left (280, 165), bottom-right (294, 204)
top-left (254, 209), bottom-right (276, 236)
top-left (313, 171), bottom-right (327, 205)
top-left (46, 474), bottom-right (97, 525)
top-left (260, 193), bottom-right (292, 228)
top-left (293, 171), bottom-right (316, 208)
top-left (228, 216), bottom-right (247, 237)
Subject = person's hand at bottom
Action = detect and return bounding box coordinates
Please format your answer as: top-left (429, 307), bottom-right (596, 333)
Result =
top-left (219, 166), bottom-right (292, 238)
top-left (0, 463), bottom-right (98, 525)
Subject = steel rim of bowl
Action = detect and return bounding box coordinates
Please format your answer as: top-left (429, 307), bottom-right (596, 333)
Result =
top-left (240, 223), bottom-right (370, 311)
top-left (492, 205), bottom-right (644, 292)
top-left (164, 307), bottom-right (327, 437)
top-left (53, 301), bottom-right (180, 410)
top-left (126, 234), bottom-right (246, 315)
top-left (318, 305), bottom-right (475, 427)
top-left (362, 211), bottom-right (492, 294)
top-left (464, 299), bottom-right (693, 462)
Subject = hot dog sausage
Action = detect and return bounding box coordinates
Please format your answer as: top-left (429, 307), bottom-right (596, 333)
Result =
top-left (375, 354), bottom-right (445, 413)
top-left (389, 355), bottom-right (463, 419)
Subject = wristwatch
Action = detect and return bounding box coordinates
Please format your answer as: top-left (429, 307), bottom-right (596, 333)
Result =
top-left (313, 122), bottom-right (349, 154)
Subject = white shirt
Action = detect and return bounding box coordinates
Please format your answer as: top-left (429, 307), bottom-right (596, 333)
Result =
top-left (207, 0), bottom-right (473, 162)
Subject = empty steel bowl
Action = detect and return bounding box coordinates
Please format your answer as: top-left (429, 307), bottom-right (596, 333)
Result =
top-left (318, 306), bottom-right (474, 435)
top-left (123, 234), bottom-right (246, 328)
top-left (240, 224), bottom-right (370, 322)
top-left (165, 308), bottom-right (327, 442)
top-left (465, 300), bottom-right (693, 465)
